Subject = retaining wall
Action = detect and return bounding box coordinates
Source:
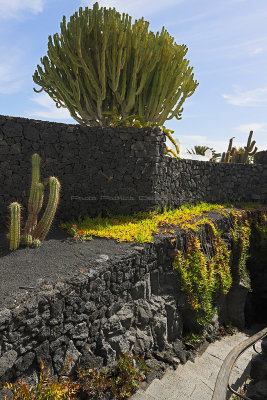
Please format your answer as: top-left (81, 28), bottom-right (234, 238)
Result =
top-left (1, 115), bottom-right (267, 230)
top-left (0, 210), bottom-right (251, 389)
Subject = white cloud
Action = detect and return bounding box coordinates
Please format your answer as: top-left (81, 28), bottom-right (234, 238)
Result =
top-left (234, 123), bottom-right (266, 133)
top-left (0, 0), bottom-right (44, 19)
top-left (0, 51), bottom-right (26, 94)
top-left (250, 47), bottom-right (264, 56)
top-left (26, 92), bottom-right (74, 120)
top-left (80, 0), bottom-right (185, 17)
top-left (222, 85), bottom-right (267, 106)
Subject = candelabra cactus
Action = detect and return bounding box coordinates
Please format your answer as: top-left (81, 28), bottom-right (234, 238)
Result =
top-left (32, 2), bottom-right (198, 157)
top-left (6, 153), bottom-right (61, 251)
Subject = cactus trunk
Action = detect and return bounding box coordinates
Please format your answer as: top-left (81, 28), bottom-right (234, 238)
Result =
top-left (31, 177), bottom-right (61, 241)
top-left (9, 202), bottom-right (21, 251)
top-left (23, 154), bottom-right (44, 236)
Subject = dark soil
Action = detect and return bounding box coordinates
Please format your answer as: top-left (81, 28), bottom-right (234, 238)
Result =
top-left (0, 221), bottom-right (141, 310)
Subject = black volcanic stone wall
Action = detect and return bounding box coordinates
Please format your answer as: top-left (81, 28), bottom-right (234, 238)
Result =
top-left (0, 115), bottom-right (165, 229)
top-left (254, 150), bottom-right (267, 165)
top-left (0, 211), bottom-right (250, 390)
top-left (0, 114), bottom-right (267, 232)
top-left (154, 158), bottom-right (267, 208)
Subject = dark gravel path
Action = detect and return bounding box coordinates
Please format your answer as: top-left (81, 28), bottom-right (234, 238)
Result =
top-left (0, 223), bottom-right (140, 310)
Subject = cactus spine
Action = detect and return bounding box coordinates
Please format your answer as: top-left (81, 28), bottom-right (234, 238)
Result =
top-left (7, 153), bottom-right (60, 251)
top-left (9, 202), bottom-right (21, 251)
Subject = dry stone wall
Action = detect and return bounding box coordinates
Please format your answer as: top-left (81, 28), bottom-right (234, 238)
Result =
top-left (254, 150), bottom-right (267, 165)
top-left (0, 115), bottom-right (164, 229)
top-left (155, 158), bottom-right (267, 207)
top-left (0, 211), bottom-right (251, 390)
top-left (0, 114), bottom-right (267, 231)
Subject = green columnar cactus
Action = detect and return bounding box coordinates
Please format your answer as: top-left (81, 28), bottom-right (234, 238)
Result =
top-left (7, 153), bottom-right (60, 251)
top-left (9, 202), bottom-right (21, 251)
top-left (243, 130), bottom-right (257, 163)
top-left (31, 177), bottom-right (61, 241)
top-left (33, 2), bottom-right (198, 131)
top-left (23, 154), bottom-right (44, 236)
top-left (221, 137), bottom-right (235, 163)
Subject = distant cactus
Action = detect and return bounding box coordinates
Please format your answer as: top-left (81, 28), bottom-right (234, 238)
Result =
top-left (221, 132), bottom-right (257, 164)
top-left (7, 153), bottom-right (61, 251)
top-left (242, 130), bottom-right (258, 163)
top-left (221, 137), bottom-right (235, 163)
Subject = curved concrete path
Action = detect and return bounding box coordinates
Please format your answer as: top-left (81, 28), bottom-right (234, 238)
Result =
top-left (131, 329), bottom-right (259, 400)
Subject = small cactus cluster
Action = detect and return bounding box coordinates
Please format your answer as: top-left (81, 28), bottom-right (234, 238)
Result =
top-left (221, 131), bottom-right (257, 164)
top-left (6, 153), bottom-right (61, 251)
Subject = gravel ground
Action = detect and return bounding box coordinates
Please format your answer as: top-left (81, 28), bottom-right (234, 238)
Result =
top-left (0, 222), bottom-right (139, 310)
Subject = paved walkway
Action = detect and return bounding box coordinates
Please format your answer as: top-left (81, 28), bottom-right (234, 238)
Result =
top-left (131, 330), bottom-right (258, 400)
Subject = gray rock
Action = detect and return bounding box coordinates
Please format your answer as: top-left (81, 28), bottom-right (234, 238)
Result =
top-left (14, 352), bottom-right (35, 372)
top-left (73, 322), bottom-right (89, 339)
top-left (134, 327), bottom-right (154, 353)
top-left (152, 317), bottom-right (167, 351)
top-left (80, 343), bottom-right (104, 371)
top-left (0, 309), bottom-right (12, 325)
top-left (63, 340), bottom-right (81, 376)
top-left (172, 340), bottom-right (187, 364)
top-left (116, 305), bottom-right (134, 330)
top-left (0, 350), bottom-right (18, 377)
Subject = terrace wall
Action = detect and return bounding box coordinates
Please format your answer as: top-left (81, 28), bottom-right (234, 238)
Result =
top-left (0, 114), bottom-right (267, 230)
top-left (0, 211), bottom-right (248, 388)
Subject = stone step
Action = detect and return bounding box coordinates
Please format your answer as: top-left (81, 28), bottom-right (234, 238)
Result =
top-left (146, 379), bottom-right (189, 400)
top-left (131, 390), bottom-right (157, 400)
top-left (131, 331), bottom-right (257, 400)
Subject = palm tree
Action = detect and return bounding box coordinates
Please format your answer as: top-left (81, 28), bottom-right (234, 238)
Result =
top-left (187, 146), bottom-right (221, 161)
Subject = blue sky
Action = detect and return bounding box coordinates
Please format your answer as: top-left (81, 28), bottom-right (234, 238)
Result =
top-left (0, 0), bottom-right (266, 153)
